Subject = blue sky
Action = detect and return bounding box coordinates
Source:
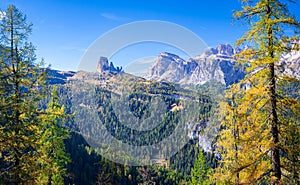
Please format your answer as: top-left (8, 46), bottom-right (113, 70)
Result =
top-left (1, 0), bottom-right (300, 71)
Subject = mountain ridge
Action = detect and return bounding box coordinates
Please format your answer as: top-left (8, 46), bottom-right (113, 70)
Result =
top-left (144, 43), bottom-right (300, 86)
top-left (145, 44), bottom-right (245, 86)
top-left (47, 43), bottom-right (300, 86)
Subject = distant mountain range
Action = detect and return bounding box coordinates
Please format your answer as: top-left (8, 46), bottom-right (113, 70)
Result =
top-left (144, 43), bottom-right (300, 86)
top-left (145, 44), bottom-right (244, 86)
top-left (48, 44), bottom-right (300, 86)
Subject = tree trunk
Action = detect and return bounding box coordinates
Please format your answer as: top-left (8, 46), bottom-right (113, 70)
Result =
top-left (269, 62), bottom-right (281, 184)
top-left (267, 2), bottom-right (281, 183)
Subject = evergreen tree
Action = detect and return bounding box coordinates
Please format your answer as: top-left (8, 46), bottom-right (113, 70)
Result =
top-left (213, 0), bottom-right (300, 184)
top-left (37, 87), bottom-right (70, 185)
top-left (191, 150), bottom-right (210, 185)
top-left (0, 5), bottom-right (47, 184)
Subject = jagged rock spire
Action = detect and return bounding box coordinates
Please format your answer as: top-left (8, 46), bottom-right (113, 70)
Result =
top-left (97, 56), bottom-right (122, 73)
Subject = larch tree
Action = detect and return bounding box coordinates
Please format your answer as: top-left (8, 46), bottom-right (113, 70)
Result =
top-left (213, 0), bottom-right (300, 184)
top-left (0, 5), bottom-right (46, 184)
top-left (37, 87), bottom-right (70, 185)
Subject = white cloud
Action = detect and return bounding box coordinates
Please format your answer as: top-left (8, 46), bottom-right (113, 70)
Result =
top-left (100, 13), bottom-right (129, 21)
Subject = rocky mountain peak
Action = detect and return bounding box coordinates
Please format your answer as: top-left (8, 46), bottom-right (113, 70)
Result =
top-left (159, 52), bottom-right (180, 58)
top-left (145, 44), bottom-right (245, 86)
top-left (97, 57), bottom-right (109, 73)
top-left (97, 56), bottom-right (122, 73)
top-left (158, 52), bottom-right (185, 63)
top-left (216, 44), bottom-right (234, 56)
top-left (145, 43), bottom-right (300, 86)
top-left (201, 44), bottom-right (241, 58)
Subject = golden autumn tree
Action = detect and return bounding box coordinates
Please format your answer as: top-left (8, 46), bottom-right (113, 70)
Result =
top-left (37, 87), bottom-right (70, 185)
top-left (0, 5), bottom-right (71, 185)
top-left (0, 5), bottom-right (47, 184)
top-left (213, 0), bottom-right (300, 184)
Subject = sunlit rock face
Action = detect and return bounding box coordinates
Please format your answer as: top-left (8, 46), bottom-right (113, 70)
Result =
top-left (145, 44), bottom-right (244, 86)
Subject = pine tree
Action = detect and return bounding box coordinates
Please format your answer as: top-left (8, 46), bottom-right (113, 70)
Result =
top-left (213, 0), bottom-right (300, 184)
top-left (37, 87), bottom-right (70, 185)
top-left (0, 5), bottom-right (47, 184)
top-left (191, 150), bottom-right (210, 185)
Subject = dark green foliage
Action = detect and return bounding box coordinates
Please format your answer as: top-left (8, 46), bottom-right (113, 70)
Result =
top-left (64, 132), bottom-right (102, 185)
top-left (191, 150), bottom-right (210, 185)
top-left (170, 140), bottom-right (199, 176)
top-left (57, 73), bottom-right (217, 184)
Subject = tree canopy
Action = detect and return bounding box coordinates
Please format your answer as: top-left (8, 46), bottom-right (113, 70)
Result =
top-left (213, 0), bottom-right (300, 184)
